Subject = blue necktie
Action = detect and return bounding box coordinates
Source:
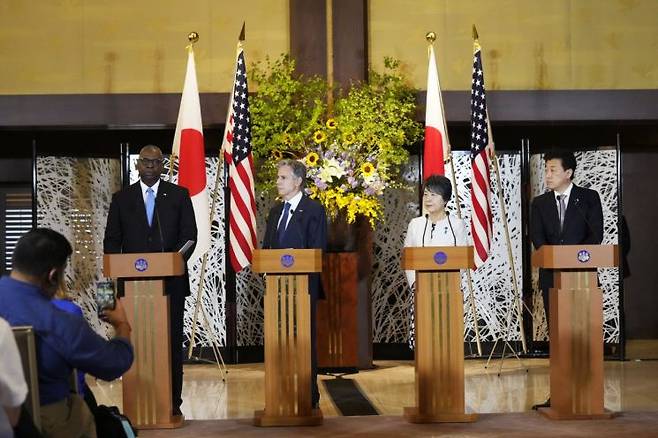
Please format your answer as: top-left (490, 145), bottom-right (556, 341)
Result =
top-left (277, 202), bottom-right (291, 244)
top-left (146, 188), bottom-right (155, 227)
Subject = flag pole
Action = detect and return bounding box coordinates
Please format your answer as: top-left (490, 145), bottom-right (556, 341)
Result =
top-left (176, 33), bottom-right (227, 379)
top-left (472, 26), bottom-right (527, 370)
top-left (427, 32), bottom-right (483, 356)
top-left (186, 26), bottom-right (244, 366)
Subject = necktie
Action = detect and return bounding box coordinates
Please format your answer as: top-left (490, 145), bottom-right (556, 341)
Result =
top-left (277, 202), bottom-right (291, 244)
top-left (557, 194), bottom-right (566, 232)
top-left (146, 188), bottom-right (155, 227)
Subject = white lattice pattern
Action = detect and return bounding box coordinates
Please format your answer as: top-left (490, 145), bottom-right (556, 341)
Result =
top-left (372, 151), bottom-right (524, 344)
top-left (36, 157), bottom-right (121, 337)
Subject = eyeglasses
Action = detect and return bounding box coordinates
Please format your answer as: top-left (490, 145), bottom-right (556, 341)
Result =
top-left (138, 158), bottom-right (164, 166)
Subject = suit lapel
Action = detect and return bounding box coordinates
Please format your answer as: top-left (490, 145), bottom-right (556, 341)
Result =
top-left (544, 192), bottom-right (561, 237)
top-left (561, 185), bottom-right (581, 237)
top-left (131, 182), bottom-right (151, 231)
top-left (288, 196), bottom-right (308, 231)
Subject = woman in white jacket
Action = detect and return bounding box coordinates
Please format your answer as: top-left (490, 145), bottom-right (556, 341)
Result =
top-left (403, 174), bottom-right (468, 288)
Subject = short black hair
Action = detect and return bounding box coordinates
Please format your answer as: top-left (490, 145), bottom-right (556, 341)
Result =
top-left (12, 228), bottom-right (72, 278)
top-left (423, 174), bottom-right (453, 203)
top-left (544, 151), bottom-right (577, 180)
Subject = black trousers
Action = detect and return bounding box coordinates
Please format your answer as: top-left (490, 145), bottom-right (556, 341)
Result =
top-left (169, 292), bottom-right (185, 412)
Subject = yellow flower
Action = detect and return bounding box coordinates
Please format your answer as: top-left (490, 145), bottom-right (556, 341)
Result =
top-left (305, 152), bottom-right (320, 167)
top-left (361, 162), bottom-right (375, 178)
top-left (313, 130), bottom-right (327, 143)
top-left (326, 118), bottom-right (337, 130)
top-left (343, 132), bottom-right (355, 145)
top-left (272, 150), bottom-right (283, 160)
top-left (282, 133), bottom-right (292, 145)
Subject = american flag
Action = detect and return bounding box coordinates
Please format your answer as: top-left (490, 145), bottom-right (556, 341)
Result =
top-left (222, 44), bottom-right (257, 272)
top-left (469, 42), bottom-right (493, 268)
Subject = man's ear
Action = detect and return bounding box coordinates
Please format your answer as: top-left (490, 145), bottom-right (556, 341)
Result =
top-left (566, 168), bottom-right (574, 180)
top-left (47, 268), bottom-right (59, 286)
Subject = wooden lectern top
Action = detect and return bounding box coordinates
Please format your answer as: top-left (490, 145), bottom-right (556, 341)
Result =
top-left (252, 249), bottom-right (322, 274)
top-left (401, 246), bottom-right (475, 271)
top-left (531, 244), bottom-right (618, 269)
top-left (103, 252), bottom-right (184, 279)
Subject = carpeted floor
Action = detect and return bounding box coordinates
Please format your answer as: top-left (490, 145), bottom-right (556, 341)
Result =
top-left (139, 411), bottom-right (658, 437)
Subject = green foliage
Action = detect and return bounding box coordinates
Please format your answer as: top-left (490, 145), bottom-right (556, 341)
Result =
top-left (249, 54), bottom-right (423, 224)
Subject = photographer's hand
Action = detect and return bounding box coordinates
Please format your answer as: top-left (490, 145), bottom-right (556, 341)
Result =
top-left (102, 298), bottom-right (132, 339)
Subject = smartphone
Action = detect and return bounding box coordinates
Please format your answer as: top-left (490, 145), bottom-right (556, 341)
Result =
top-left (95, 281), bottom-right (116, 315)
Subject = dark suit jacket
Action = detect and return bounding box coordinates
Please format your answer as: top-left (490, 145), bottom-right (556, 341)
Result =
top-left (103, 180), bottom-right (198, 296)
top-left (530, 184), bottom-right (604, 289)
top-left (262, 195), bottom-right (327, 299)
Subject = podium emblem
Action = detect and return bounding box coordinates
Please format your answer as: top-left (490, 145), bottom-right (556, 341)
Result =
top-left (433, 251), bottom-right (448, 265)
top-left (577, 249), bottom-right (591, 263)
top-left (281, 254), bottom-right (295, 268)
top-left (134, 258), bottom-right (149, 272)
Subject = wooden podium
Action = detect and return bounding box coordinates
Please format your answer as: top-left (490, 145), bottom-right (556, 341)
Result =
top-left (532, 244), bottom-right (619, 420)
top-left (103, 252), bottom-right (184, 429)
top-left (401, 246), bottom-right (478, 423)
top-left (252, 248), bottom-right (323, 427)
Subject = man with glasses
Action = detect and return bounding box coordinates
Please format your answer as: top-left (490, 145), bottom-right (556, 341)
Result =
top-left (104, 145), bottom-right (197, 419)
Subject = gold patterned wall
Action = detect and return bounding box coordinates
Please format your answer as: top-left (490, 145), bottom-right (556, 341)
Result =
top-left (368, 0), bottom-right (658, 90)
top-left (0, 0), bottom-right (289, 94)
top-left (1, 1), bottom-right (656, 94)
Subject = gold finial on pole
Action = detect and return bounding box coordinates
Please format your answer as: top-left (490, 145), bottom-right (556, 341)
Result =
top-left (188, 32), bottom-right (200, 44)
top-left (425, 31), bottom-right (436, 44)
top-left (239, 22), bottom-right (245, 42)
top-left (472, 25), bottom-right (479, 40)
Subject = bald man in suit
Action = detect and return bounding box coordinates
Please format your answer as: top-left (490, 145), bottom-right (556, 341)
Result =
top-left (104, 145), bottom-right (197, 417)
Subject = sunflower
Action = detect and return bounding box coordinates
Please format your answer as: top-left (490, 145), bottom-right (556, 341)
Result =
top-left (361, 162), bottom-right (375, 178)
top-left (326, 118), bottom-right (337, 130)
top-left (305, 152), bottom-right (320, 167)
top-left (313, 130), bottom-right (327, 143)
top-left (272, 150), bottom-right (283, 160)
top-left (343, 132), bottom-right (356, 145)
top-left (282, 133), bottom-right (292, 145)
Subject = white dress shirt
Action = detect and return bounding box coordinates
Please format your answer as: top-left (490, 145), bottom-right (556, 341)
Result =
top-left (403, 214), bottom-right (469, 287)
top-left (0, 317), bottom-right (28, 437)
top-left (139, 179), bottom-right (161, 205)
top-left (553, 182), bottom-right (574, 212)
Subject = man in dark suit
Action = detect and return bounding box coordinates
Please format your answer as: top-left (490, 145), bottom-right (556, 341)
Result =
top-left (262, 159), bottom-right (327, 408)
top-left (530, 150), bottom-right (603, 408)
top-left (103, 145), bottom-right (197, 417)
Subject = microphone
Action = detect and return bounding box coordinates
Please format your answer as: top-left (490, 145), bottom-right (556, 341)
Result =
top-left (431, 223), bottom-right (436, 239)
top-left (422, 214), bottom-right (429, 247)
top-left (446, 212), bottom-right (457, 246)
top-left (572, 197), bottom-right (601, 243)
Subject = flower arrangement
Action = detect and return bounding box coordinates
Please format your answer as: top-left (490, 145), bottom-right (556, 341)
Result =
top-left (250, 55), bottom-right (422, 227)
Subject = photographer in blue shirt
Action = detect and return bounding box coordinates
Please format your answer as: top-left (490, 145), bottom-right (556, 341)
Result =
top-left (0, 228), bottom-right (134, 438)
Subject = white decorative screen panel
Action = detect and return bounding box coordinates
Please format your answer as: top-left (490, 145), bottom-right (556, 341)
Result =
top-left (36, 157), bottom-right (121, 336)
top-left (372, 151), bottom-right (524, 344)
